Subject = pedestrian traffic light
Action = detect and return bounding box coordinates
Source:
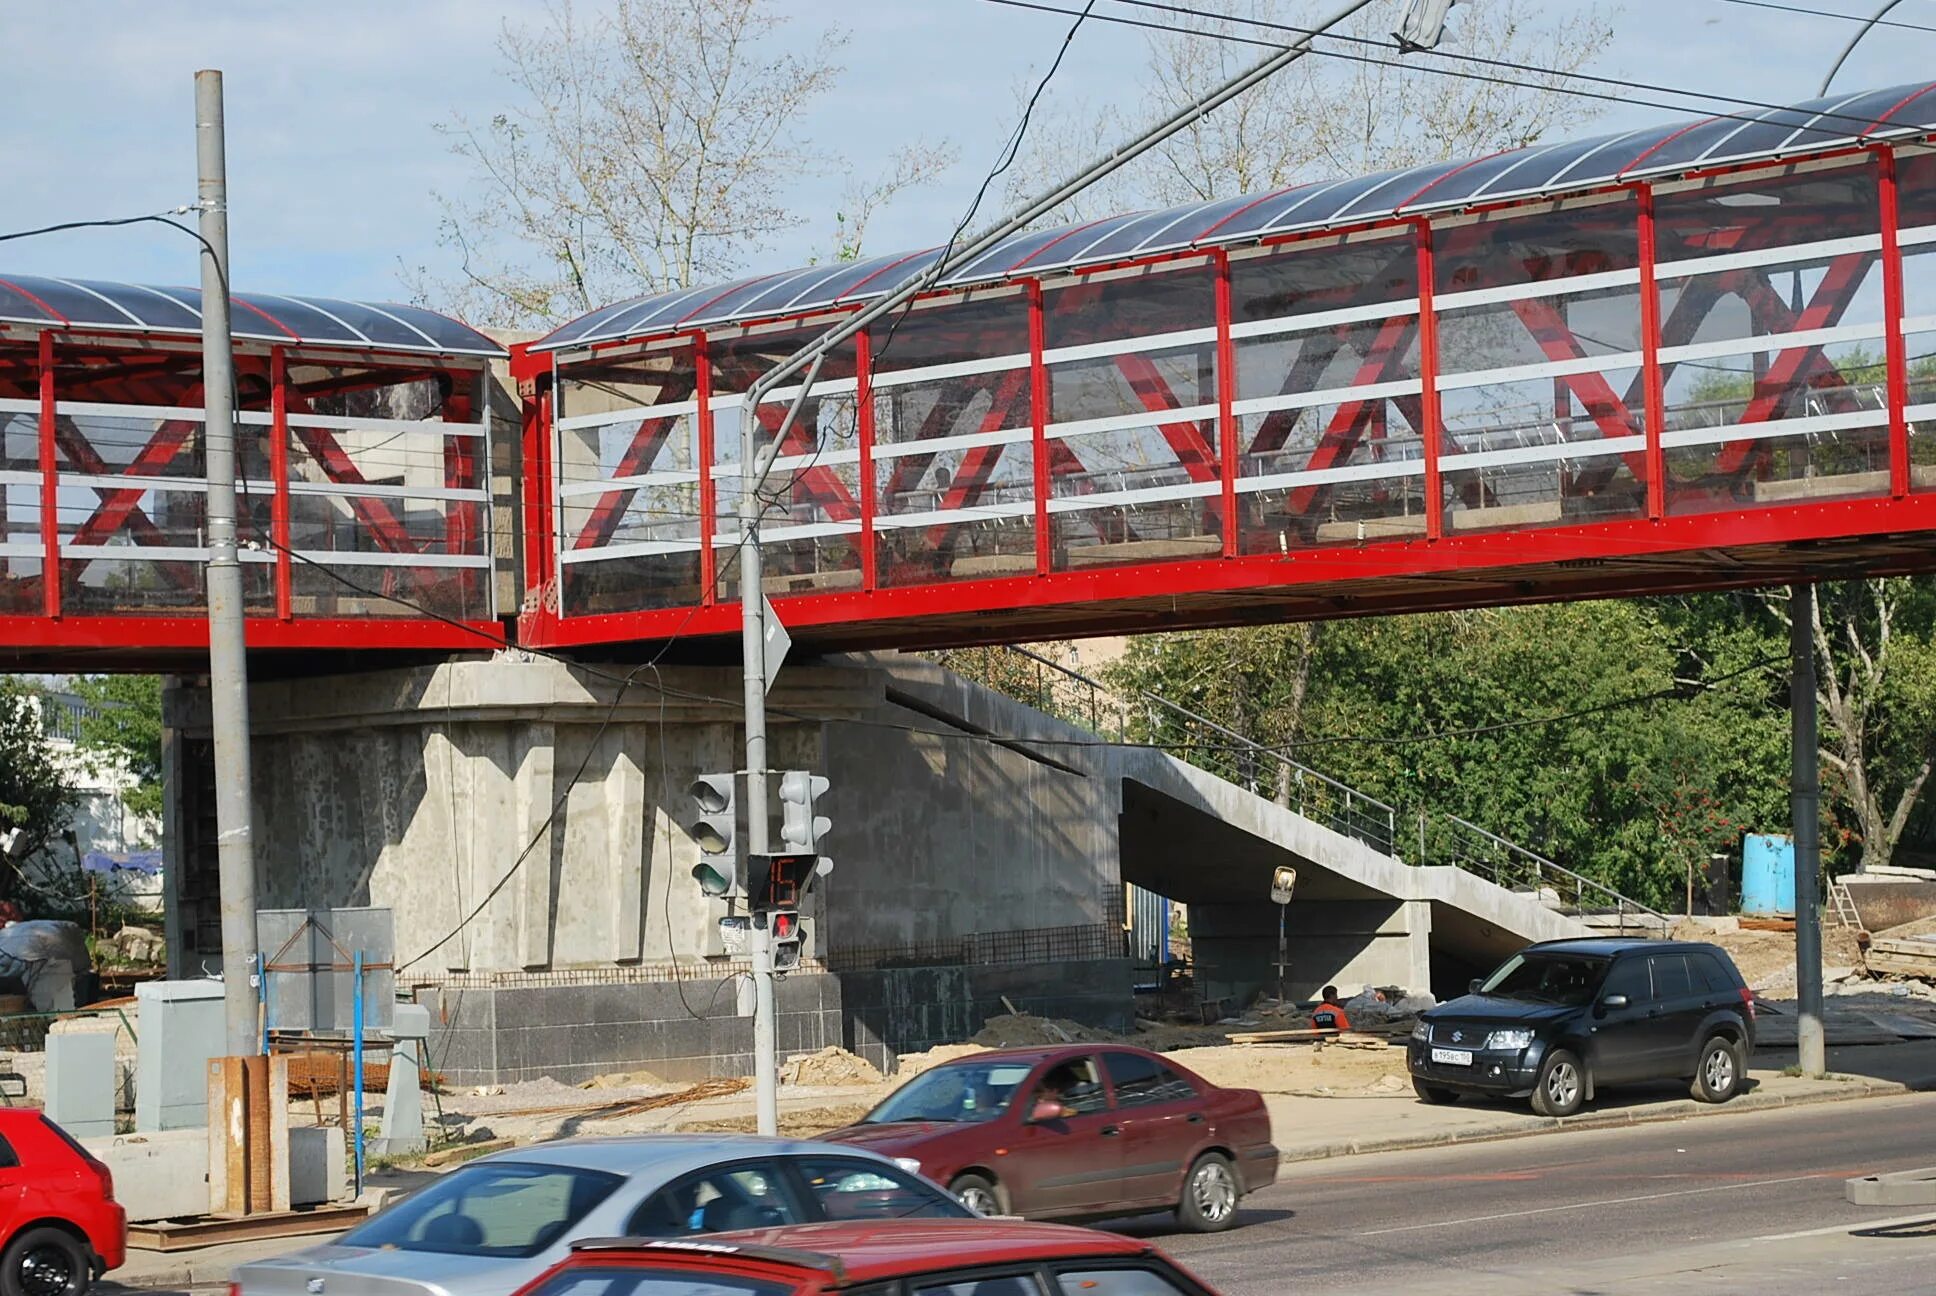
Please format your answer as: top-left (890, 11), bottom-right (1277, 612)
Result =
top-left (777, 770), bottom-right (830, 853)
top-left (770, 910), bottom-right (804, 973)
top-left (688, 772), bottom-right (740, 898)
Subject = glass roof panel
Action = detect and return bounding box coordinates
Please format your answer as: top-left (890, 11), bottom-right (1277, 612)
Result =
top-left (0, 275), bottom-right (499, 357)
top-left (0, 277), bottom-right (59, 325)
top-left (1053, 210), bottom-right (1183, 264)
top-left (530, 80), bottom-right (1936, 351)
top-left (34, 278), bottom-right (146, 328)
top-left (1347, 159), bottom-right (1476, 220)
top-left (93, 281), bottom-right (203, 332)
top-left (233, 294), bottom-right (356, 343)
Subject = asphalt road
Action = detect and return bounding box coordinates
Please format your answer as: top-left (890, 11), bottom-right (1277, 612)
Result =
top-left (1116, 1091), bottom-right (1936, 1295)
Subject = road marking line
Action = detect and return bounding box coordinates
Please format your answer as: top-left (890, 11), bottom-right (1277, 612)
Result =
top-left (1354, 1172), bottom-right (1833, 1237)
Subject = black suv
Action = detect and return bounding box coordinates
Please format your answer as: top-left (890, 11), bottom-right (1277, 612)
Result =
top-left (1408, 938), bottom-right (1756, 1117)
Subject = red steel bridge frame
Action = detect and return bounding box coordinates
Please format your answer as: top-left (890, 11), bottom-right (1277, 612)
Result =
top-left (514, 140), bottom-right (1936, 653)
top-left (0, 318), bottom-right (503, 659)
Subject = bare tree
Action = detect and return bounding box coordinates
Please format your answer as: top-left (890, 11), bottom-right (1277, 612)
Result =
top-left (1004, 0), bottom-right (1618, 220)
top-left (1764, 581), bottom-right (1936, 873)
top-left (408, 0), bottom-right (953, 327)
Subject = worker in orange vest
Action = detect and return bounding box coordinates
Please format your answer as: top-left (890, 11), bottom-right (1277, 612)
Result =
top-left (1312, 985), bottom-right (1351, 1031)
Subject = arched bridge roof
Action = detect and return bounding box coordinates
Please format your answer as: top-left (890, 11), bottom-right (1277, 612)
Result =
top-left (534, 79), bottom-right (1936, 355)
top-left (0, 273), bottom-right (503, 359)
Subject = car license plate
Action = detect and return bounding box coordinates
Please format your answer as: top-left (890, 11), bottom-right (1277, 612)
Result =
top-left (1430, 1047), bottom-right (1474, 1066)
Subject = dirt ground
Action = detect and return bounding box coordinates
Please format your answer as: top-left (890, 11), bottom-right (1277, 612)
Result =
top-left (1669, 919), bottom-right (1866, 990)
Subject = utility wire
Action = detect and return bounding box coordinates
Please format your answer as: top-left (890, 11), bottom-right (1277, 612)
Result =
top-left (978, 0), bottom-right (1922, 138)
top-left (1113, 0), bottom-right (1920, 136)
top-left (1718, 0), bottom-right (1936, 36)
top-left (0, 208), bottom-right (230, 296)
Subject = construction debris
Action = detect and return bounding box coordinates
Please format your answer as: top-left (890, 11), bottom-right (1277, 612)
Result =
top-left (781, 1047), bottom-right (883, 1087)
top-left (970, 1014), bottom-right (1114, 1048)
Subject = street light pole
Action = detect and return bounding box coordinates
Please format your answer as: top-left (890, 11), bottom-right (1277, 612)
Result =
top-left (729, 0), bottom-right (1383, 1135)
top-left (196, 69), bottom-right (260, 1060)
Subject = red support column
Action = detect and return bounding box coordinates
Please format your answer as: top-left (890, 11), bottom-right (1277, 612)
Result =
top-left (270, 346), bottom-right (292, 619)
top-left (1029, 280), bottom-right (1051, 577)
top-left (695, 334), bottom-right (717, 604)
top-left (1413, 222), bottom-right (1445, 541)
top-left (1637, 184), bottom-right (1668, 519)
top-left (517, 351), bottom-right (553, 629)
top-left (856, 327), bottom-right (877, 591)
top-left (37, 331), bottom-right (57, 619)
top-left (1215, 250), bottom-right (1238, 558)
top-left (1878, 146), bottom-right (1912, 499)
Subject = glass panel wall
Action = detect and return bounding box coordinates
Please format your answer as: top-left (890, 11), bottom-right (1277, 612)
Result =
top-left (554, 342), bottom-right (704, 613)
top-left (1432, 196), bottom-right (1647, 531)
top-left (1891, 148), bottom-right (1936, 491)
top-left (1229, 232), bottom-right (1424, 551)
top-left (1043, 259), bottom-right (1221, 569)
top-left (709, 326), bottom-right (861, 601)
top-left (871, 287), bottom-right (1035, 586)
top-left (1653, 160), bottom-right (1888, 512)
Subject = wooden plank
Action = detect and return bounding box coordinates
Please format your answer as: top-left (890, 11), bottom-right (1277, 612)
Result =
top-left (1740, 916), bottom-right (1797, 932)
top-left (423, 1136), bottom-right (514, 1168)
top-left (1228, 1028), bottom-right (1337, 1045)
top-left (269, 1054), bottom-right (292, 1214)
top-left (128, 1203), bottom-right (375, 1253)
top-left (222, 1057), bottom-right (247, 1215)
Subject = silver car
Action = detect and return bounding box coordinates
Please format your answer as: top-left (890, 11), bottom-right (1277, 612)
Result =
top-left (232, 1134), bottom-right (974, 1296)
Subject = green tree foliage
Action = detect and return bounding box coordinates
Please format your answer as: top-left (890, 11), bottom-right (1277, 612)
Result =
top-left (0, 678), bottom-right (74, 896)
top-left (71, 675), bottom-right (164, 828)
top-left (1102, 586), bottom-right (1936, 911)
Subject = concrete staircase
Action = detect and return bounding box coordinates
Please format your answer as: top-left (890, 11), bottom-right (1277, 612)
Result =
top-left (879, 651), bottom-right (1653, 992)
top-left (935, 646), bottom-right (1667, 943)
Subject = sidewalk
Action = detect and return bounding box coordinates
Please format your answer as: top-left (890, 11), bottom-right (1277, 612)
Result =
top-left (107, 1050), bottom-right (1936, 1291)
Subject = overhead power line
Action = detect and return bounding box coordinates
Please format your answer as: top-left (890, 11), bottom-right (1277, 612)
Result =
top-left (1718, 0), bottom-right (1936, 36)
top-left (1112, 0), bottom-right (1914, 136)
top-left (977, 0), bottom-right (1920, 139)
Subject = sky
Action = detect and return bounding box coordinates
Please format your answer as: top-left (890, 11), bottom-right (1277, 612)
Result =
top-left (4, 0), bottom-right (1934, 325)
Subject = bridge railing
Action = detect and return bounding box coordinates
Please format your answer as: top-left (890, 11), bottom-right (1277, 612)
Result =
top-left (1418, 812), bottom-right (1666, 932)
top-left (939, 644), bottom-right (1399, 856)
top-left (939, 644), bottom-right (1666, 929)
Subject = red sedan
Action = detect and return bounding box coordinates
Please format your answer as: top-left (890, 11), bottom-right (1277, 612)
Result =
top-left (822, 1044), bottom-right (1276, 1232)
top-left (0, 1110), bottom-right (125, 1296)
top-left (511, 1220), bottom-right (1223, 1295)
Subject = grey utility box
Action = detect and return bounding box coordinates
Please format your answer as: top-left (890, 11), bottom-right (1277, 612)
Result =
top-left (133, 979), bottom-right (225, 1132)
top-left (46, 1033), bottom-right (116, 1138)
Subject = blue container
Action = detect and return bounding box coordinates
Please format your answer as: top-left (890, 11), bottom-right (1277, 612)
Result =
top-left (1741, 834), bottom-right (1796, 915)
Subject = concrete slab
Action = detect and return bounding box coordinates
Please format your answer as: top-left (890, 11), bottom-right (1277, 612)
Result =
top-left (1847, 1165), bottom-right (1936, 1206)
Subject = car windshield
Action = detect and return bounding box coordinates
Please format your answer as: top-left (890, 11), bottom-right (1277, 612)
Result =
top-left (1477, 952), bottom-right (1609, 1006)
top-left (863, 1060), bottom-right (1036, 1124)
top-left (339, 1161), bottom-right (623, 1258)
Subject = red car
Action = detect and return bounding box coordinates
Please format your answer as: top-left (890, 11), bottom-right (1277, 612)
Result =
top-left (0, 1110), bottom-right (125, 1296)
top-left (512, 1220), bottom-right (1222, 1295)
top-left (823, 1044), bottom-right (1276, 1232)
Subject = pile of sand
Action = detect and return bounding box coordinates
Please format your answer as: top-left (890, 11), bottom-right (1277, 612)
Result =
top-left (895, 1043), bottom-right (988, 1078)
top-left (582, 1068), bottom-right (664, 1090)
top-left (782, 1047), bottom-right (884, 1087)
top-left (1168, 1040), bottom-right (1408, 1095)
top-left (680, 1104), bottom-right (871, 1137)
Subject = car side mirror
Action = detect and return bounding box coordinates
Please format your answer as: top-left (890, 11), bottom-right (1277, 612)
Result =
top-left (1601, 994), bottom-right (1630, 1010)
top-left (1469, 978), bottom-right (1484, 995)
top-left (1029, 1099), bottom-right (1073, 1123)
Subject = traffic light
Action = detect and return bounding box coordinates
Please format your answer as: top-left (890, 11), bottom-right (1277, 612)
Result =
top-left (770, 909), bottom-right (804, 973)
top-left (777, 771), bottom-right (830, 853)
top-left (688, 772), bottom-right (740, 899)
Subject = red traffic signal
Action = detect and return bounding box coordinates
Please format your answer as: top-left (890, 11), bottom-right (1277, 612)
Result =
top-left (771, 911), bottom-right (799, 942)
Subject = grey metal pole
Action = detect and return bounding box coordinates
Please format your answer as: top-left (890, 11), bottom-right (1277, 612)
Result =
top-left (1791, 584), bottom-right (1826, 1076)
top-left (728, 0), bottom-right (1381, 1133)
top-left (738, 401), bottom-right (779, 1136)
top-left (196, 70), bottom-right (259, 1059)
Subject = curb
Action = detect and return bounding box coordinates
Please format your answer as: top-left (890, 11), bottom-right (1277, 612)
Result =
top-left (1275, 1075), bottom-right (1918, 1164)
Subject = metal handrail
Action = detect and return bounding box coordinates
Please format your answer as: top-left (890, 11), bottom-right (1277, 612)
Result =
top-left (949, 644), bottom-right (1666, 929)
top-left (994, 645), bottom-right (1399, 854)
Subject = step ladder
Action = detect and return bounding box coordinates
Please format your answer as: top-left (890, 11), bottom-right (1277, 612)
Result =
top-left (1827, 878), bottom-right (1862, 929)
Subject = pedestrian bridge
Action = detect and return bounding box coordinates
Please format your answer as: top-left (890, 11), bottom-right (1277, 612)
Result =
top-left (8, 82), bottom-right (1936, 669)
top-left (518, 79), bottom-right (1936, 653)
